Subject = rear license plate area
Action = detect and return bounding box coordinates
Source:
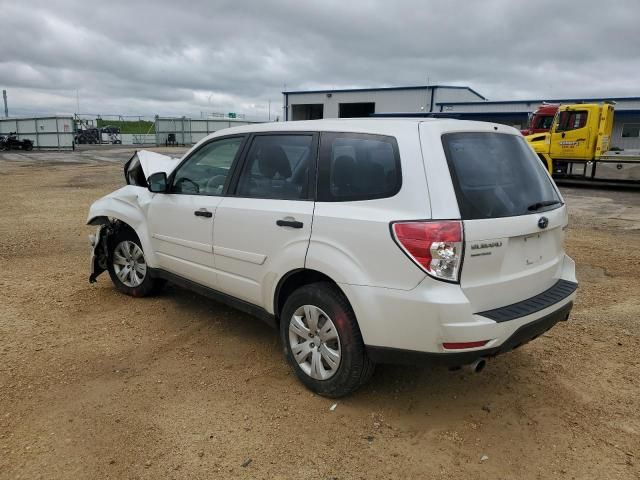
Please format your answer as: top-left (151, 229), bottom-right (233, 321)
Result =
top-left (523, 233), bottom-right (543, 266)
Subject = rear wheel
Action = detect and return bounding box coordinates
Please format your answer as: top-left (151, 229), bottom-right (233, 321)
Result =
top-left (107, 228), bottom-right (163, 297)
top-left (280, 282), bottom-right (375, 397)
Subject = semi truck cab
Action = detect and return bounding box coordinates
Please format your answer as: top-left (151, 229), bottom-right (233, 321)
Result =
top-left (521, 104), bottom-right (559, 136)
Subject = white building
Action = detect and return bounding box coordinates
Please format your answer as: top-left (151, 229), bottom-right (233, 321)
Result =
top-left (283, 85), bottom-right (640, 150)
top-left (283, 85), bottom-right (486, 120)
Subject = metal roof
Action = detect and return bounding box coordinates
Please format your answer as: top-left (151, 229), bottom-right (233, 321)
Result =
top-left (283, 85), bottom-right (487, 100)
top-left (374, 109), bottom-right (640, 118)
top-left (372, 112), bottom-right (529, 118)
top-left (437, 96), bottom-right (640, 106)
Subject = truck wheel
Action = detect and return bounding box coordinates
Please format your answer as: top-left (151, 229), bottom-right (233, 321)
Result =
top-left (280, 282), bottom-right (375, 397)
top-left (107, 229), bottom-right (164, 297)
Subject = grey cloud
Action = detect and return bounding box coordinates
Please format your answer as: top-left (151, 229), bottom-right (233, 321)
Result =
top-left (1, 0), bottom-right (639, 118)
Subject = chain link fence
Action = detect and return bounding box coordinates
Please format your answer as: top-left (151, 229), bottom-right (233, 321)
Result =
top-left (0, 113), bottom-right (265, 149)
top-left (154, 116), bottom-right (262, 146)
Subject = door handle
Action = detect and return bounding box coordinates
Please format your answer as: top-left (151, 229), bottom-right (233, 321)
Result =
top-left (194, 209), bottom-right (213, 218)
top-left (276, 218), bottom-right (303, 229)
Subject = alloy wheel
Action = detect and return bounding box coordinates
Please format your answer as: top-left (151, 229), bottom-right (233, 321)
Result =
top-left (112, 240), bottom-right (147, 287)
top-left (289, 305), bottom-right (341, 380)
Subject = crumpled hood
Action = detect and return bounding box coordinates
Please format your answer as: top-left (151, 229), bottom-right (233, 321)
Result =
top-left (124, 150), bottom-right (181, 186)
top-left (138, 150), bottom-right (180, 176)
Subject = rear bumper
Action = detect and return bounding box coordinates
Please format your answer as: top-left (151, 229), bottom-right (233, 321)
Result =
top-left (367, 300), bottom-right (573, 367)
top-left (339, 254), bottom-right (577, 362)
top-left (477, 279), bottom-right (577, 322)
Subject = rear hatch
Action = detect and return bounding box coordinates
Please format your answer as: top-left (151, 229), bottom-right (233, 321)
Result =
top-left (441, 132), bottom-right (566, 312)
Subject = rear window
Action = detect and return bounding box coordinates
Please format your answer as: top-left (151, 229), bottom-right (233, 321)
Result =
top-left (442, 132), bottom-right (561, 219)
top-left (317, 132), bottom-right (401, 201)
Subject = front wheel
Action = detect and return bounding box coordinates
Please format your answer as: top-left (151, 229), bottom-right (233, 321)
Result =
top-left (107, 229), bottom-right (163, 297)
top-left (280, 282), bottom-right (375, 397)
top-left (23, 142), bottom-right (34, 151)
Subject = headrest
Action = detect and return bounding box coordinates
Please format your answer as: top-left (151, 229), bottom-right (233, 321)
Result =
top-left (258, 144), bottom-right (292, 179)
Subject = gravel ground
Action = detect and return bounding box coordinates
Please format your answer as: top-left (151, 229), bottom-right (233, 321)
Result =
top-left (1, 148), bottom-right (639, 479)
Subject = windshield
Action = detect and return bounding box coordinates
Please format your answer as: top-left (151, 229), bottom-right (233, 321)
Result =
top-left (534, 115), bottom-right (554, 129)
top-left (442, 132), bottom-right (561, 220)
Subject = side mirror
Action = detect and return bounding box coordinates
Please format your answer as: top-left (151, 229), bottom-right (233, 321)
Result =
top-left (147, 172), bottom-right (168, 193)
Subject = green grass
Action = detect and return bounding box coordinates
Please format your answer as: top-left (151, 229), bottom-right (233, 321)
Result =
top-left (96, 119), bottom-right (155, 134)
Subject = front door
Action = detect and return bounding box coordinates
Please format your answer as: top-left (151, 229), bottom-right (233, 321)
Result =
top-left (213, 133), bottom-right (317, 306)
top-left (146, 135), bottom-right (246, 288)
top-left (550, 108), bottom-right (591, 160)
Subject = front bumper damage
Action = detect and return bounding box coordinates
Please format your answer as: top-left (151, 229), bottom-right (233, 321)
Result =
top-left (89, 225), bottom-right (107, 283)
top-left (88, 218), bottom-right (120, 283)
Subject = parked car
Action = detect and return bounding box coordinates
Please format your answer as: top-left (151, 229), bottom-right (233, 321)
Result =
top-left (0, 132), bottom-right (34, 151)
top-left (87, 119), bottom-right (578, 397)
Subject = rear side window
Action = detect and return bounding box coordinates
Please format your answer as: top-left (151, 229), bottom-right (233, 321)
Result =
top-left (317, 132), bottom-right (401, 201)
top-left (442, 133), bottom-right (561, 219)
top-left (235, 134), bottom-right (314, 200)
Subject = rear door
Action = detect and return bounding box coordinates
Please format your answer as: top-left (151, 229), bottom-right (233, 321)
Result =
top-left (212, 133), bottom-right (317, 307)
top-left (440, 131), bottom-right (567, 312)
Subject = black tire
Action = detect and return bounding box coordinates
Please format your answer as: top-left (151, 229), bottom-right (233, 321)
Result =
top-left (23, 142), bottom-right (33, 151)
top-left (107, 227), bottom-right (164, 297)
top-left (280, 282), bottom-right (375, 397)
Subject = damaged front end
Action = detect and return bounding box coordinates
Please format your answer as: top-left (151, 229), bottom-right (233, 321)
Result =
top-left (88, 218), bottom-right (134, 282)
top-left (88, 218), bottom-right (113, 283)
top-left (88, 150), bottom-right (180, 283)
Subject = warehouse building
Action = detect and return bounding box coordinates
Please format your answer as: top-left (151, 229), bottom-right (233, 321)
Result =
top-left (283, 85), bottom-right (640, 150)
top-left (282, 85), bottom-right (486, 120)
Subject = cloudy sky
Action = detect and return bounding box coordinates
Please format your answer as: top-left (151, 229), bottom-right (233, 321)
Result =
top-left (1, 0), bottom-right (638, 119)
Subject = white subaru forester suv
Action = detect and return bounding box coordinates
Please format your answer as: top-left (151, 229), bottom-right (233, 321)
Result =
top-left (87, 119), bottom-right (577, 397)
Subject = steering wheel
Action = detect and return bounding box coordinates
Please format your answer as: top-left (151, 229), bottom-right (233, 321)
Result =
top-left (174, 177), bottom-right (200, 194)
top-left (204, 174), bottom-right (226, 194)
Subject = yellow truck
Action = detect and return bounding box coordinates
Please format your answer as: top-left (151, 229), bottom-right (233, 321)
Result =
top-left (526, 102), bottom-right (640, 185)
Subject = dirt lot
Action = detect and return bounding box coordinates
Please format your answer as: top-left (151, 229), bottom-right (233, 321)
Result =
top-left (1, 148), bottom-right (639, 479)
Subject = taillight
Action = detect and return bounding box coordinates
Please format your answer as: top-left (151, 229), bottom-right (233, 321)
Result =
top-left (391, 220), bottom-right (463, 282)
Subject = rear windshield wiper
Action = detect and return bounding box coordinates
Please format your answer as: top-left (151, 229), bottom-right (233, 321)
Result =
top-left (527, 200), bottom-right (562, 211)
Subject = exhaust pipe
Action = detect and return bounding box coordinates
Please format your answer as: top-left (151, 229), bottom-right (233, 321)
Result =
top-left (466, 358), bottom-right (487, 373)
